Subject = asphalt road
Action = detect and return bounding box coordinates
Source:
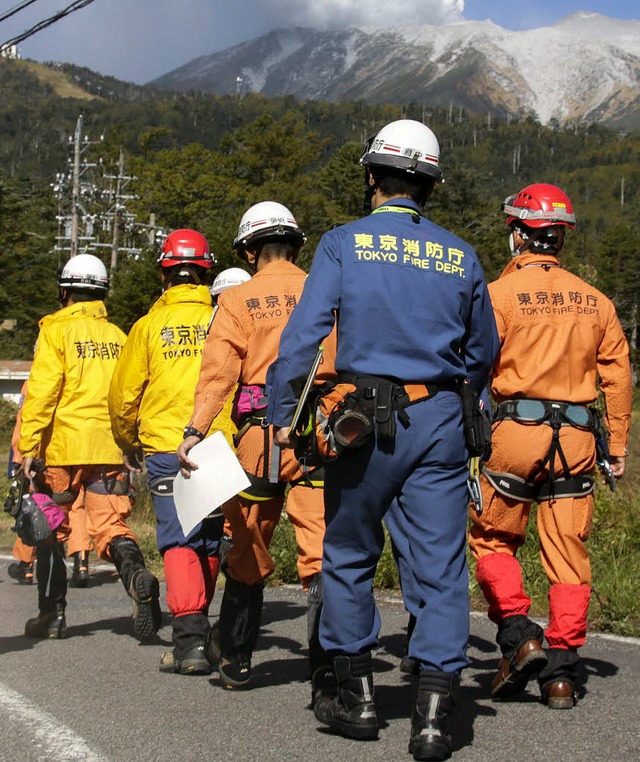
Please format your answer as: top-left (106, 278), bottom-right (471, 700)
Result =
top-left (1, 551), bottom-right (639, 762)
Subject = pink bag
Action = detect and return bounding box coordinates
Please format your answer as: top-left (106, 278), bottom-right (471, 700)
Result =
top-left (231, 385), bottom-right (268, 426)
top-left (31, 492), bottom-right (65, 532)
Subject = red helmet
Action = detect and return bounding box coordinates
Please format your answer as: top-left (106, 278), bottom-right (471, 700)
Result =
top-left (157, 229), bottom-right (213, 269)
top-left (502, 184), bottom-right (576, 230)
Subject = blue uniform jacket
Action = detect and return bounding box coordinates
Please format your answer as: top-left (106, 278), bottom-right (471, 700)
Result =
top-left (266, 199), bottom-right (499, 428)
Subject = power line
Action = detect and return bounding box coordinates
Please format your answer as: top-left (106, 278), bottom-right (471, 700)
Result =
top-left (0, 1), bottom-right (43, 26)
top-left (1, 0), bottom-right (98, 49)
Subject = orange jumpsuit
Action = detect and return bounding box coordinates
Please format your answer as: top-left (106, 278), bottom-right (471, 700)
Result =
top-left (469, 252), bottom-right (632, 649)
top-left (189, 259), bottom-right (335, 588)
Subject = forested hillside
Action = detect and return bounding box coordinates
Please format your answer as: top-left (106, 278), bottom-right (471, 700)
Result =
top-left (0, 58), bottom-right (638, 374)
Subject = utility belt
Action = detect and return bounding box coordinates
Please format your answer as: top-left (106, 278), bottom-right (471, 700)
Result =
top-left (312, 373), bottom-right (459, 461)
top-left (486, 397), bottom-right (599, 501)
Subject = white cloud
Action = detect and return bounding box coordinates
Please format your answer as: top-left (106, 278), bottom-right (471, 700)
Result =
top-left (256, 0), bottom-right (465, 28)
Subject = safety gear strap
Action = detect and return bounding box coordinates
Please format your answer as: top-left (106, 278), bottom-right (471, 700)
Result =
top-left (86, 469), bottom-right (129, 496)
top-left (237, 470), bottom-right (286, 502)
top-left (149, 476), bottom-right (174, 498)
top-left (483, 468), bottom-right (594, 502)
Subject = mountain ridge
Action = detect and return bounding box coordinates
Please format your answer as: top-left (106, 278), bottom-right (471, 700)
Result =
top-left (149, 12), bottom-right (640, 129)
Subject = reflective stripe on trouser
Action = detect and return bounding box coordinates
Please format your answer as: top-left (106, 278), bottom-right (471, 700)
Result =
top-left (222, 424), bottom-right (323, 587)
top-left (38, 465), bottom-right (136, 560)
top-left (163, 546), bottom-right (220, 617)
top-left (284, 481), bottom-right (324, 590)
top-left (320, 391), bottom-right (470, 673)
top-left (145, 452), bottom-right (223, 555)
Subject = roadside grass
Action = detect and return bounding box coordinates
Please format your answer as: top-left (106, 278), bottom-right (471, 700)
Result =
top-left (2, 395), bottom-right (638, 637)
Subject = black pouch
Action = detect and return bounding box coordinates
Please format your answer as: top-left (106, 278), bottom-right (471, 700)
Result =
top-left (459, 379), bottom-right (492, 460)
top-left (14, 494), bottom-right (52, 546)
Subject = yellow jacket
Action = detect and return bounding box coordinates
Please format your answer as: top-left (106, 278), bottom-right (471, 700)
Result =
top-left (18, 301), bottom-right (126, 465)
top-left (109, 284), bottom-right (235, 455)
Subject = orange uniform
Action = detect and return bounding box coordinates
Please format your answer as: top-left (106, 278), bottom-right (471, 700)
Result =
top-left (189, 259), bottom-right (335, 587)
top-left (470, 252), bottom-right (632, 649)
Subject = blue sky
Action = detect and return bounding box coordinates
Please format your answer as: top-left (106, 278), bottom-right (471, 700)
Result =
top-left (0, 1), bottom-right (637, 84)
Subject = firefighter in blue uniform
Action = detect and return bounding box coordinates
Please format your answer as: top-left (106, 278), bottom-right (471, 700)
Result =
top-left (266, 119), bottom-right (499, 761)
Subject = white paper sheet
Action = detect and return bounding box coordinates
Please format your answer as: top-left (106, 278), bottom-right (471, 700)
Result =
top-left (173, 430), bottom-right (250, 536)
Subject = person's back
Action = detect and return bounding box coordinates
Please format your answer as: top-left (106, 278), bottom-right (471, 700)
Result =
top-left (313, 209), bottom-right (490, 385)
top-left (489, 258), bottom-right (629, 406)
top-left (19, 254), bottom-right (161, 642)
top-left (178, 202), bottom-right (334, 693)
top-left (469, 183), bottom-right (632, 712)
top-left (266, 120), bottom-right (499, 760)
top-left (20, 300), bottom-right (125, 465)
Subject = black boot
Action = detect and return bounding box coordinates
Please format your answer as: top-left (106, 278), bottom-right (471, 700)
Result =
top-left (25, 539), bottom-right (67, 639)
top-left (70, 551), bottom-right (90, 588)
top-left (159, 613), bottom-right (212, 675)
top-left (218, 576), bottom-right (264, 689)
top-left (409, 671), bottom-right (459, 761)
top-left (25, 604), bottom-right (67, 639)
top-left (110, 537), bottom-right (161, 640)
top-left (314, 652), bottom-right (379, 740)
top-left (307, 572), bottom-right (337, 709)
top-left (400, 613), bottom-right (419, 675)
top-left (8, 560), bottom-right (34, 584)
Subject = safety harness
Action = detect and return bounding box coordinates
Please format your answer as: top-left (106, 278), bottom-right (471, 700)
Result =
top-left (232, 384), bottom-right (323, 500)
top-left (483, 398), bottom-right (598, 501)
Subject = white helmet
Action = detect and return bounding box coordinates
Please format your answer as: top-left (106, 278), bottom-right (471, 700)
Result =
top-left (58, 254), bottom-right (109, 292)
top-left (210, 267), bottom-right (251, 297)
top-left (232, 201), bottom-right (306, 251)
top-left (361, 119), bottom-right (443, 182)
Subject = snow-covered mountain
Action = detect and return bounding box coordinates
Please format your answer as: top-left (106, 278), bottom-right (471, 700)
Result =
top-left (150, 12), bottom-right (640, 128)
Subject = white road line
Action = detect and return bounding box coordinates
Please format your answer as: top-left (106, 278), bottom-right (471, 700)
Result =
top-left (0, 681), bottom-right (107, 761)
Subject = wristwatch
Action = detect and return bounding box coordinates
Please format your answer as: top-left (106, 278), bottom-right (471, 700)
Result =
top-left (183, 426), bottom-right (205, 441)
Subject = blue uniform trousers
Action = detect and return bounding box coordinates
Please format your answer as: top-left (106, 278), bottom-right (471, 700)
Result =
top-left (145, 453), bottom-right (223, 555)
top-left (320, 391), bottom-right (470, 673)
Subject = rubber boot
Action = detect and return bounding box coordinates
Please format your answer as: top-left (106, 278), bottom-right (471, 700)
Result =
top-left (217, 576), bottom-right (264, 689)
top-left (409, 671), bottom-right (460, 761)
top-left (8, 560), bottom-right (34, 584)
top-left (110, 537), bottom-right (161, 640)
top-left (70, 551), bottom-right (90, 588)
top-left (25, 539), bottom-right (67, 639)
top-left (314, 652), bottom-right (379, 740)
